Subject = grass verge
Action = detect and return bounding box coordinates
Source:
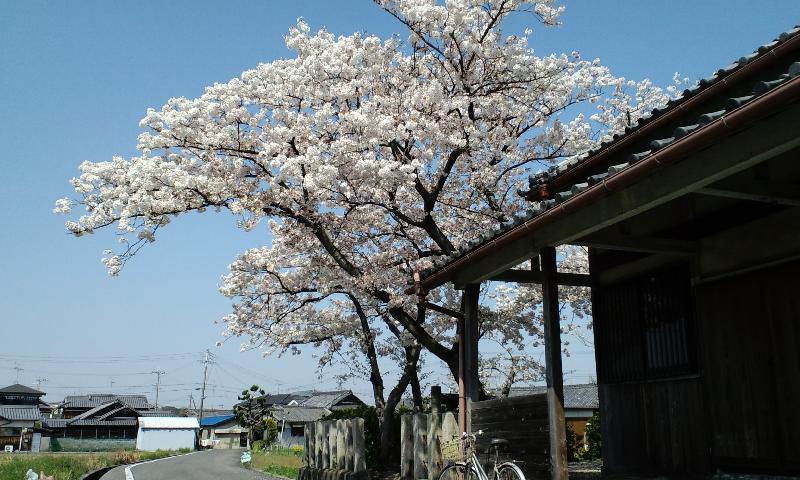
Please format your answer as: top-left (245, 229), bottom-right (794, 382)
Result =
top-left (0, 449), bottom-right (190, 480)
top-left (249, 446), bottom-right (303, 479)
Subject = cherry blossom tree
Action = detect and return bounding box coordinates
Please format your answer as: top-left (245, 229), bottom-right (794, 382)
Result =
top-left (56, 0), bottom-right (677, 461)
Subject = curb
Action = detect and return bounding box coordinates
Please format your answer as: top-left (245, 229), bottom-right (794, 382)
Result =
top-left (79, 465), bottom-right (118, 480)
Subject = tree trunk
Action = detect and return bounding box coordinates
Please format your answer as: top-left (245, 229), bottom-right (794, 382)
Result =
top-left (379, 344), bottom-right (421, 465)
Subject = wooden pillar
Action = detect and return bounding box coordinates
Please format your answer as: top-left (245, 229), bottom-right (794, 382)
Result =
top-left (540, 247), bottom-right (568, 480)
top-left (458, 283), bottom-right (480, 434)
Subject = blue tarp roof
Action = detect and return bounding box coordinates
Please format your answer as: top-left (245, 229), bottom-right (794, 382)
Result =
top-left (199, 414), bottom-right (236, 427)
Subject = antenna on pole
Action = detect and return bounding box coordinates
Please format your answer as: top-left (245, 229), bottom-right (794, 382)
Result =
top-left (198, 349), bottom-right (214, 422)
top-left (13, 363), bottom-right (23, 384)
top-left (34, 377), bottom-right (47, 391)
top-left (151, 369), bottom-right (166, 408)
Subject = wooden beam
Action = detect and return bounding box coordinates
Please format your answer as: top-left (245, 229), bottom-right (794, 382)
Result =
top-left (574, 233), bottom-right (698, 255)
top-left (540, 248), bottom-right (568, 480)
top-left (458, 284), bottom-right (480, 435)
top-left (697, 177), bottom-right (800, 207)
top-left (488, 268), bottom-right (592, 287)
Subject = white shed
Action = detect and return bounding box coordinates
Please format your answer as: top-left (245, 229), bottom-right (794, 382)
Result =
top-left (136, 417), bottom-right (199, 451)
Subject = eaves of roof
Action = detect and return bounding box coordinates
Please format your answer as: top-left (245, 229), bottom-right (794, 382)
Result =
top-left (418, 26), bottom-right (800, 290)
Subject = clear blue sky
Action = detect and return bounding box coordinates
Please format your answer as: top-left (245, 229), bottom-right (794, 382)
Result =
top-left (1, 1), bottom-right (798, 407)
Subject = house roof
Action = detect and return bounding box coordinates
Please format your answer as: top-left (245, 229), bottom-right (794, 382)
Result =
top-left (0, 384), bottom-right (45, 396)
top-left (200, 415), bottom-right (236, 427)
top-left (508, 384), bottom-right (599, 410)
top-left (138, 417), bottom-right (199, 429)
top-left (63, 394), bottom-right (151, 410)
top-left (0, 405), bottom-right (41, 421)
top-left (417, 25), bottom-right (800, 288)
top-left (298, 390), bottom-right (360, 409)
top-left (271, 406), bottom-right (329, 423)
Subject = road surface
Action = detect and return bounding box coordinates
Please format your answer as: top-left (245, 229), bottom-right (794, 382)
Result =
top-left (101, 449), bottom-right (277, 480)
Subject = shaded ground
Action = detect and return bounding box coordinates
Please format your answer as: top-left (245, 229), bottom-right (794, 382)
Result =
top-left (101, 449), bottom-right (277, 480)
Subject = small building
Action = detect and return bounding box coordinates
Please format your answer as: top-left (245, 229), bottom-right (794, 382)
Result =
top-left (271, 406), bottom-right (329, 446)
top-left (199, 415), bottom-right (247, 449)
top-left (0, 384), bottom-right (45, 452)
top-left (135, 417), bottom-right (199, 452)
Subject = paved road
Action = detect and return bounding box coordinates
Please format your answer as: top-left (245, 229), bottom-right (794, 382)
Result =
top-left (101, 449), bottom-right (277, 480)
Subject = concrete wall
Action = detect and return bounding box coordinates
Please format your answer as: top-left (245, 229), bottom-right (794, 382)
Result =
top-left (135, 428), bottom-right (196, 452)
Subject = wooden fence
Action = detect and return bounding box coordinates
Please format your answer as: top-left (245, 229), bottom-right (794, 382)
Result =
top-left (399, 411), bottom-right (459, 479)
top-left (303, 419), bottom-right (366, 472)
top-left (400, 393), bottom-right (550, 479)
top-left (471, 393), bottom-right (550, 479)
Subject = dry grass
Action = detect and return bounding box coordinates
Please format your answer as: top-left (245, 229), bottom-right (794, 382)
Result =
top-left (249, 447), bottom-right (304, 478)
top-left (0, 449), bottom-right (188, 480)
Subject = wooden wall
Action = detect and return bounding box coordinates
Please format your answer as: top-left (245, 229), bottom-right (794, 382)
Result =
top-left (595, 259), bottom-right (800, 476)
top-left (696, 260), bottom-right (800, 474)
top-left (470, 394), bottom-right (549, 479)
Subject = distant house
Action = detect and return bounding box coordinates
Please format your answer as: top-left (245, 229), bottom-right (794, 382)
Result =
top-left (509, 384), bottom-right (599, 450)
top-left (43, 393), bottom-right (173, 447)
top-left (267, 390), bottom-right (366, 446)
top-left (0, 384), bottom-right (45, 452)
top-left (199, 415), bottom-right (247, 449)
top-left (271, 406), bottom-right (329, 446)
top-left (136, 417), bottom-right (199, 452)
top-left (61, 394), bottom-right (153, 419)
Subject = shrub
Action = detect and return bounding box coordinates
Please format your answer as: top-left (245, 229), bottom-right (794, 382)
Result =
top-left (263, 417), bottom-right (279, 445)
top-left (252, 439), bottom-right (267, 452)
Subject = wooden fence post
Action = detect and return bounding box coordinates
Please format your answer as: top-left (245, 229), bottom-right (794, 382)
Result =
top-left (306, 422), bottom-right (315, 468)
top-left (413, 413), bottom-right (429, 480)
top-left (315, 420), bottom-right (324, 468)
top-left (321, 421), bottom-right (330, 469)
top-left (328, 420), bottom-right (338, 468)
top-left (400, 414), bottom-right (414, 478)
top-left (344, 419), bottom-right (354, 471)
top-left (353, 418), bottom-right (366, 473)
top-left (428, 412), bottom-right (442, 480)
top-left (336, 419), bottom-right (346, 469)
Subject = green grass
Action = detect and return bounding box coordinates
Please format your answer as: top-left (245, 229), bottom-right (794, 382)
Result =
top-left (249, 446), bottom-right (304, 479)
top-left (0, 449), bottom-right (190, 480)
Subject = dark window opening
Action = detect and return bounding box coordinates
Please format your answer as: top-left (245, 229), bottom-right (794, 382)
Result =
top-left (596, 266), bottom-right (696, 383)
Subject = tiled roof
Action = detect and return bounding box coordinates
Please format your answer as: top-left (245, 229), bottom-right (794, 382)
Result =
top-left (63, 394), bottom-right (151, 410)
top-left (508, 384), bottom-right (599, 410)
top-left (298, 391), bottom-right (356, 408)
top-left (0, 405), bottom-right (42, 421)
top-left (420, 25), bottom-right (800, 282)
top-left (0, 384), bottom-right (45, 395)
top-left (271, 406), bottom-right (329, 423)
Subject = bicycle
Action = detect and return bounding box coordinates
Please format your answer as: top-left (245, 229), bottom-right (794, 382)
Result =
top-left (438, 431), bottom-right (526, 480)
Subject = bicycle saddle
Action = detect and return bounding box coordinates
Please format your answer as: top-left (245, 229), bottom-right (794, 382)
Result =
top-left (489, 438), bottom-right (510, 451)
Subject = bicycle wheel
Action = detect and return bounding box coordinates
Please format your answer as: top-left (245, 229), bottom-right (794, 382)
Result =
top-left (497, 462), bottom-right (526, 480)
top-left (437, 463), bottom-right (480, 480)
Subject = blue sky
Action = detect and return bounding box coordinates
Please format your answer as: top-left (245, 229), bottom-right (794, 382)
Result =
top-left (1, 1), bottom-right (798, 407)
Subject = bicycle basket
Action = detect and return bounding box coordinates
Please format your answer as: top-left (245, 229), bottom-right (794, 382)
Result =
top-left (440, 437), bottom-right (463, 462)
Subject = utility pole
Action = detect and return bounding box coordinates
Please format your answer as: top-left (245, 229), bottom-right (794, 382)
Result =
top-left (198, 349), bottom-right (214, 422)
top-left (34, 377), bottom-right (47, 391)
top-left (109, 378), bottom-right (115, 393)
top-left (151, 369), bottom-right (166, 408)
top-left (13, 363), bottom-right (23, 383)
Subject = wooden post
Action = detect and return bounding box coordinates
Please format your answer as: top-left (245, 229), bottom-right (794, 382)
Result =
top-left (306, 422), bottom-right (315, 467)
top-left (428, 412), bottom-right (442, 479)
top-left (413, 413), bottom-right (429, 480)
top-left (321, 421), bottom-right (330, 469)
top-left (400, 414), bottom-right (414, 478)
top-left (344, 419), bottom-right (354, 471)
top-left (458, 284), bottom-right (480, 435)
top-left (315, 420), bottom-right (324, 468)
top-left (540, 246), bottom-right (568, 480)
top-left (336, 419), bottom-right (346, 469)
top-left (328, 420), bottom-right (338, 469)
top-left (353, 418), bottom-right (366, 473)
